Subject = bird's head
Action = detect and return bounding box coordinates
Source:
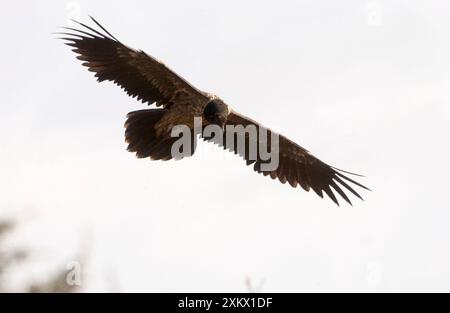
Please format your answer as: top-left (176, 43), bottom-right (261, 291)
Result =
top-left (203, 99), bottom-right (229, 128)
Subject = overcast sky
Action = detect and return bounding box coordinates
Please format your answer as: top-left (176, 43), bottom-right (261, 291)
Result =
top-left (1, 0), bottom-right (450, 292)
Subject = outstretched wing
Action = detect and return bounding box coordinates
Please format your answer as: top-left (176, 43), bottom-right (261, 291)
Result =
top-left (59, 16), bottom-right (207, 107)
top-left (203, 110), bottom-right (369, 206)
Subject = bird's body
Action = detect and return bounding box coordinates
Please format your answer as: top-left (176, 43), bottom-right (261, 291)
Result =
top-left (60, 17), bottom-right (369, 205)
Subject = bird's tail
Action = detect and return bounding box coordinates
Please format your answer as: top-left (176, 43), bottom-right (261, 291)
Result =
top-left (124, 109), bottom-right (179, 160)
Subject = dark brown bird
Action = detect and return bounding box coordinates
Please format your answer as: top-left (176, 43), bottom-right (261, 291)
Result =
top-left (60, 17), bottom-right (369, 206)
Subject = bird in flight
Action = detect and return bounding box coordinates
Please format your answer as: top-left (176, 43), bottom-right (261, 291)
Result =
top-left (60, 17), bottom-right (369, 206)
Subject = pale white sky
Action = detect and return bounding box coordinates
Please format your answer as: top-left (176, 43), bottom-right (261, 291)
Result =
top-left (1, 0), bottom-right (450, 292)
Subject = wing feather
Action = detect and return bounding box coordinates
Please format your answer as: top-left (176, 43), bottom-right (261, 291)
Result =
top-left (202, 110), bottom-right (369, 205)
top-left (60, 17), bottom-right (206, 107)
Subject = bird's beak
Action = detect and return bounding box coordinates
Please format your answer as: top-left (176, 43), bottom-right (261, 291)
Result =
top-left (217, 115), bottom-right (227, 130)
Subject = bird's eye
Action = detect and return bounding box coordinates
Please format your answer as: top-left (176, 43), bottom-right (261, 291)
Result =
top-left (204, 100), bottom-right (220, 118)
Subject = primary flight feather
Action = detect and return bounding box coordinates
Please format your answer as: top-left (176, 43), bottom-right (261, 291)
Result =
top-left (60, 17), bottom-right (369, 206)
